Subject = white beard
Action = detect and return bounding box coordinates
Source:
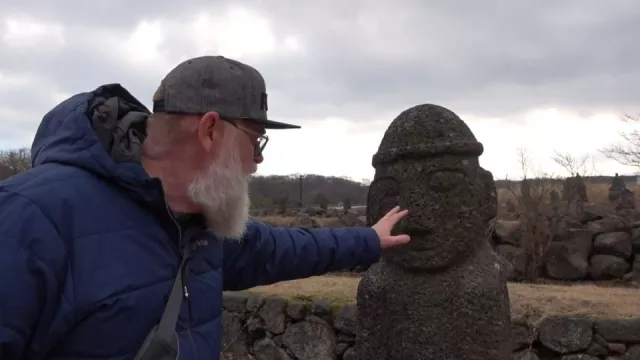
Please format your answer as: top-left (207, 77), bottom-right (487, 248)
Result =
top-left (187, 131), bottom-right (251, 240)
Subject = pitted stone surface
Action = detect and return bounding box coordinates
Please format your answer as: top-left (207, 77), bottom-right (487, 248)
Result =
top-left (282, 316), bottom-right (336, 360)
top-left (259, 295), bottom-right (288, 334)
top-left (355, 104), bottom-right (512, 360)
top-left (538, 316), bottom-right (593, 353)
top-left (286, 301), bottom-right (309, 321)
top-left (334, 305), bottom-right (357, 336)
top-left (254, 338), bottom-right (293, 360)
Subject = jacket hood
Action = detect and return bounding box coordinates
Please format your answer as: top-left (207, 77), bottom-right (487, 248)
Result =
top-left (30, 83), bottom-right (165, 206)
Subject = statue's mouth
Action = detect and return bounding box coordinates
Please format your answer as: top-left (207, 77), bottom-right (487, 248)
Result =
top-left (401, 228), bottom-right (437, 251)
top-left (403, 227), bottom-right (432, 236)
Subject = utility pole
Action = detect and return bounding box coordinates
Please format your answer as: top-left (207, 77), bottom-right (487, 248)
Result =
top-left (298, 175), bottom-right (303, 209)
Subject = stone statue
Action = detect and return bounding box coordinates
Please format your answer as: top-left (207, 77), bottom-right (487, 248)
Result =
top-left (610, 173), bottom-right (626, 197)
top-left (574, 173), bottom-right (588, 203)
top-left (564, 173), bottom-right (588, 204)
top-left (561, 173), bottom-right (588, 216)
top-left (608, 173), bottom-right (636, 210)
top-left (355, 104), bottom-right (512, 360)
top-left (609, 173), bottom-right (626, 200)
top-left (562, 173), bottom-right (589, 204)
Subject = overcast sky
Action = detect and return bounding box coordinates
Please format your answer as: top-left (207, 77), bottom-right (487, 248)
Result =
top-left (1, 0), bottom-right (640, 181)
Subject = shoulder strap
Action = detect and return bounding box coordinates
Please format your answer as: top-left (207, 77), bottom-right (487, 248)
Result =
top-left (134, 244), bottom-right (190, 360)
top-left (156, 255), bottom-right (187, 341)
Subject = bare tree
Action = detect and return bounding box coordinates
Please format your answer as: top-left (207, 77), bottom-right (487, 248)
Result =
top-left (599, 114), bottom-right (640, 168)
top-left (504, 148), bottom-right (557, 281)
top-left (551, 151), bottom-right (600, 177)
top-left (0, 148), bottom-right (31, 180)
top-left (516, 148), bottom-right (529, 179)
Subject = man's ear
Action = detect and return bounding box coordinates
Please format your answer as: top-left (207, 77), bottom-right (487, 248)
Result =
top-left (197, 111), bottom-right (223, 152)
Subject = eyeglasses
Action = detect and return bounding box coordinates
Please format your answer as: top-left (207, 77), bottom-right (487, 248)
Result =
top-left (218, 115), bottom-right (269, 157)
top-left (158, 111), bottom-right (270, 157)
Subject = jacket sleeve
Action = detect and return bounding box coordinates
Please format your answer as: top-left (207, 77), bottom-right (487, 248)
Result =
top-left (0, 191), bottom-right (66, 359)
top-left (222, 220), bottom-right (380, 291)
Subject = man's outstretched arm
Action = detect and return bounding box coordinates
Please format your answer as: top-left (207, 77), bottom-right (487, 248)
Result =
top-left (222, 206), bottom-right (409, 291)
top-left (222, 222), bottom-right (379, 291)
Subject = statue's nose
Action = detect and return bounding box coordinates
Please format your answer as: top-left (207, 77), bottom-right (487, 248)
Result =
top-left (428, 171), bottom-right (467, 193)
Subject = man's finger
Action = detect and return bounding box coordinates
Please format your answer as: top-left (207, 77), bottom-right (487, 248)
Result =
top-left (383, 206), bottom-right (401, 218)
top-left (391, 234), bottom-right (410, 243)
top-left (388, 209), bottom-right (409, 224)
top-left (382, 234), bottom-right (411, 248)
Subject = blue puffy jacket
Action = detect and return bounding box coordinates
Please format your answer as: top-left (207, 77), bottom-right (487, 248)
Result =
top-left (0, 84), bottom-right (381, 360)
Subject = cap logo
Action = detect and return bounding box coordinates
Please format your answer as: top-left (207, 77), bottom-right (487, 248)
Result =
top-left (261, 92), bottom-right (268, 111)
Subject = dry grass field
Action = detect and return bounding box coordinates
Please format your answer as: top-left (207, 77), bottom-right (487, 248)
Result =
top-left (249, 275), bottom-right (640, 325)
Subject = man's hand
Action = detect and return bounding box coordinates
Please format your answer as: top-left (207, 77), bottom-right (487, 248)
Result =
top-left (371, 206), bottom-right (410, 249)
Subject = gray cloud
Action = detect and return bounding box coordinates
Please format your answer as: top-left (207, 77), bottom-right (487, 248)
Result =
top-left (1, 0), bottom-right (221, 28)
top-left (1, 0), bottom-right (639, 147)
top-left (247, 0), bottom-right (640, 117)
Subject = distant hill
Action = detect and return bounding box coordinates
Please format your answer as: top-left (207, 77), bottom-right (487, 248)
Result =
top-left (250, 174), bottom-right (368, 207)
top-left (2, 147), bottom-right (637, 204)
top-left (494, 174), bottom-right (639, 189)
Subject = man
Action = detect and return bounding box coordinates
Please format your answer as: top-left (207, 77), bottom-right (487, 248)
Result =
top-left (0, 56), bottom-right (409, 360)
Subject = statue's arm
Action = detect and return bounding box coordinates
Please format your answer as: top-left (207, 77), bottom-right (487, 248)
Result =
top-left (354, 263), bottom-right (387, 360)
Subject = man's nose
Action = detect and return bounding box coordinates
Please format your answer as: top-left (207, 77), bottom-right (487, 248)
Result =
top-left (254, 154), bottom-right (264, 164)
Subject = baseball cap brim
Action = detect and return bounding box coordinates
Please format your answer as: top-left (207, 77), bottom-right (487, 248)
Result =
top-left (240, 117), bottom-right (301, 130)
top-left (152, 99), bottom-right (301, 129)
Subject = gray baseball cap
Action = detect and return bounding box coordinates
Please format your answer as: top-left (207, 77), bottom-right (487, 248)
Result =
top-left (152, 56), bottom-right (300, 129)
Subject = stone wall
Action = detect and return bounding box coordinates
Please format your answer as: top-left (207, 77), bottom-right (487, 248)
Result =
top-left (220, 292), bottom-right (640, 360)
top-left (494, 213), bottom-right (640, 284)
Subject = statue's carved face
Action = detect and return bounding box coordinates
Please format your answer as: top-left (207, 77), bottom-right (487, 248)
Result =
top-left (367, 155), bottom-right (493, 270)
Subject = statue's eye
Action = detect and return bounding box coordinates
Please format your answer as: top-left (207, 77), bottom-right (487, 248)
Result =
top-left (427, 170), bottom-right (467, 192)
top-left (370, 178), bottom-right (400, 199)
top-left (367, 177), bottom-right (400, 224)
